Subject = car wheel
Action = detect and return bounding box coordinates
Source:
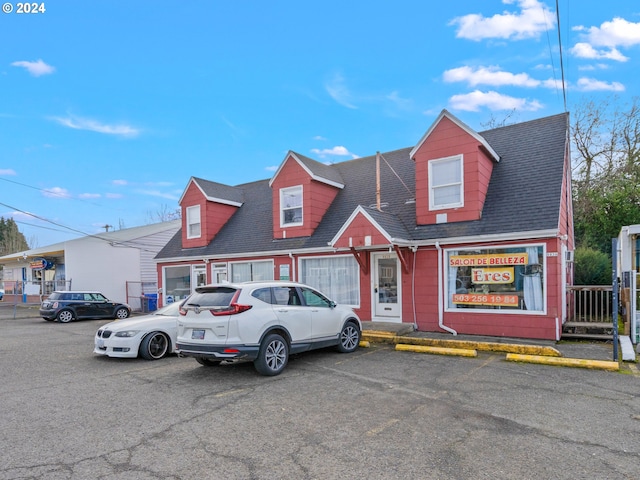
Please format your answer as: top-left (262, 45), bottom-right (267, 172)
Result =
top-left (56, 309), bottom-right (75, 323)
top-left (254, 333), bottom-right (288, 376)
top-left (139, 332), bottom-right (170, 360)
top-left (195, 356), bottom-right (221, 367)
top-left (336, 321), bottom-right (360, 353)
top-left (115, 308), bottom-right (129, 319)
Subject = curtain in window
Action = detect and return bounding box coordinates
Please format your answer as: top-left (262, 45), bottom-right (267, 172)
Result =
top-left (300, 256), bottom-right (359, 305)
top-left (523, 246), bottom-right (544, 311)
top-left (447, 250), bottom-right (458, 308)
top-left (232, 263), bottom-right (251, 282)
top-left (251, 262), bottom-right (273, 281)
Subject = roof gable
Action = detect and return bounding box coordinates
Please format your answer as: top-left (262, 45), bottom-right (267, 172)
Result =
top-left (410, 109), bottom-right (500, 162)
top-left (269, 151), bottom-right (345, 189)
top-left (178, 177), bottom-right (244, 207)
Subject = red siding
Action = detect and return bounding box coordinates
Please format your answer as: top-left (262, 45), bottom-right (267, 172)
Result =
top-left (332, 212), bottom-right (389, 249)
top-left (181, 183), bottom-right (238, 249)
top-left (271, 155), bottom-right (339, 239)
top-left (413, 116), bottom-right (495, 225)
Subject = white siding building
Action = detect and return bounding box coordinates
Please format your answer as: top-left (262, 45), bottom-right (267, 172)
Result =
top-left (0, 221), bottom-right (180, 308)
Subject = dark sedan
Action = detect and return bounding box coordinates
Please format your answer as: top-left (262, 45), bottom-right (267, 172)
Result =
top-left (40, 291), bottom-right (131, 323)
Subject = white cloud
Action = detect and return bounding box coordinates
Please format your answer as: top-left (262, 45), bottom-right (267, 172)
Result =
top-left (443, 66), bottom-right (540, 87)
top-left (311, 146), bottom-right (359, 159)
top-left (0, 168), bottom-right (17, 175)
top-left (313, 135), bottom-right (327, 141)
top-left (78, 193), bottom-right (101, 199)
top-left (325, 73), bottom-right (357, 109)
top-left (385, 91), bottom-right (412, 110)
top-left (449, 0), bottom-right (554, 41)
top-left (265, 165), bottom-right (278, 172)
top-left (448, 90), bottom-right (543, 112)
top-left (570, 42), bottom-right (628, 62)
top-left (135, 189), bottom-right (179, 200)
top-left (11, 59), bottom-right (55, 76)
top-left (42, 187), bottom-right (71, 199)
top-left (51, 115), bottom-right (140, 137)
top-left (112, 179), bottom-right (128, 186)
top-left (577, 17), bottom-right (640, 49)
top-left (575, 77), bottom-right (625, 92)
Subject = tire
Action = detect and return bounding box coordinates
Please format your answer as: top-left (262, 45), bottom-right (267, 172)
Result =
top-left (139, 332), bottom-right (170, 360)
top-left (115, 308), bottom-right (130, 319)
top-left (195, 356), bottom-right (221, 367)
top-left (56, 309), bottom-right (75, 323)
top-left (254, 333), bottom-right (288, 376)
top-left (43, 318), bottom-right (54, 322)
top-left (336, 321), bottom-right (360, 353)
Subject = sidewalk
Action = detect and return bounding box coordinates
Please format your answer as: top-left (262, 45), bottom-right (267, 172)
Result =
top-left (361, 321), bottom-right (636, 372)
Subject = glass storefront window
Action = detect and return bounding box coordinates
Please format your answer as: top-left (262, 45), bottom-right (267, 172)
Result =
top-left (446, 245), bottom-right (545, 312)
top-left (300, 255), bottom-right (360, 306)
top-left (164, 265), bottom-right (191, 304)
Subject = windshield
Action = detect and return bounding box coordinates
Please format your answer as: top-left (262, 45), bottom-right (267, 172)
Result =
top-left (153, 301), bottom-right (183, 316)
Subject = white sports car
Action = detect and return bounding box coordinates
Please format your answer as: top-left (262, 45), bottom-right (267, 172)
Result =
top-left (94, 301), bottom-right (180, 360)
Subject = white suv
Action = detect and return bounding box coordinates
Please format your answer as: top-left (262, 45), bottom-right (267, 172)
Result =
top-left (176, 281), bottom-right (361, 376)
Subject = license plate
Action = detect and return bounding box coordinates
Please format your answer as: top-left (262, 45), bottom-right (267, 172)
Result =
top-left (192, 329), bottom-right (205, 340)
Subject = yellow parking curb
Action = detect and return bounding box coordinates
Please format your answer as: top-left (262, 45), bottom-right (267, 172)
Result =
top-left (506, 353), bottom-right (619, 371)
top-left (359, 340), bottom-right (371, 348)
top-left (396, 343), bottom-right (477, 357)
top-left (361, 332), bottom-right (562, 357)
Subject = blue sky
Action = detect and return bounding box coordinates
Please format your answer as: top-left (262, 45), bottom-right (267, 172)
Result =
top-left (1, 0), bottom-right (639, 248)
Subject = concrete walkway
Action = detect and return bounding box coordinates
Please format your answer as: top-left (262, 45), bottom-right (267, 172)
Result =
top-left (361, 321), bottom-right (635, 373)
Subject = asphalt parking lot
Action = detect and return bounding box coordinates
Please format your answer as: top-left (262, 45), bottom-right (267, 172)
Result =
top-left (1, 312), bottom-right (639, 480)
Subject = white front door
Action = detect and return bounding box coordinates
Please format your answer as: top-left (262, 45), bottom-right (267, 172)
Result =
top-left (372, 252), bottom-right (401, 322)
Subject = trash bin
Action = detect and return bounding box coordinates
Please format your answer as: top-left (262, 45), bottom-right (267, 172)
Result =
top-left (144, 293), bottom-right (158, 312)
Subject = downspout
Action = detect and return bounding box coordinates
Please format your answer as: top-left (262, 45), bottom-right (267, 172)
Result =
top-left (288, 253), bottom-right (296, 281)
top-left (411, 246), bottom-right (418, 331)
top-left (435, 241), bottom-right (457, 335)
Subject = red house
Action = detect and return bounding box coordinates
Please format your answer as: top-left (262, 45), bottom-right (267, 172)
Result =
top-left (156, 110), bottom-right (574, 340)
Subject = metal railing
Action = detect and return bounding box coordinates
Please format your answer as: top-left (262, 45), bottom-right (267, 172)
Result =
top-left (567, 285), bottom-right (613, 323)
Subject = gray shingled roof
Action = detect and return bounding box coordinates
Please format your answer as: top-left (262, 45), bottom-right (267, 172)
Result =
top-left (192, 177), bottom-right (244, 205)
top-left (293, 152), bottom-right (345, 187)
top-left (156, 112), bottom-right (569, 260)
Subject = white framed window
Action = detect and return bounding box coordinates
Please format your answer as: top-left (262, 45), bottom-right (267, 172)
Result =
top-left (230, 260), bottom-right (274, 282)
top-left (429, 155), bottom-right (463, 210)
top-left (299, 255), bottom-right (360, 307)
top-left (280, 185), bottom-right (303, 226)
top-left (186, 205), bottom-right (201, 239)
top-left (445, 244), bottom-right (546, 314)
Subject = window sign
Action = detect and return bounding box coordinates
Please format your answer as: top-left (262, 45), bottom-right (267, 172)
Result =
top-left (446, 245), bottom-right (544, 312)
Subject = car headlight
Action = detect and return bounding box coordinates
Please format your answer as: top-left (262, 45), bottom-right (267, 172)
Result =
top-left (114, 330), bottom-right (140, 337)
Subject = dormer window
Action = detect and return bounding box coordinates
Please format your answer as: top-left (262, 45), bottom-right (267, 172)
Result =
top-left (280, 185), bottom-right (303, 226)
top-left (186, 205), bottom-right (201, 238)
top-left (429, 155), bottom-right (464, 210)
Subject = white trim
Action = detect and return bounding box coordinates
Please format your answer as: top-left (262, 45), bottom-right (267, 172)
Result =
top-left (178, 177), bottom-right (243, 207)
top-left (280, 185), bottom-right (304, 227)
top-left (428, 154), bottom-right (464, 211)
top-left (185, 205), bottom-right (201, 239)
top-left (269, 151), bottom-right (345, 189)
top-left (328, 206), bottom-right (394, 247)
top-left (410, 109), bottom-right (499, 162)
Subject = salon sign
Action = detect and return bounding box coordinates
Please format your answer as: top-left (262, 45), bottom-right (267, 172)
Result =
top-left (449, 253), bottom-right (528, 267)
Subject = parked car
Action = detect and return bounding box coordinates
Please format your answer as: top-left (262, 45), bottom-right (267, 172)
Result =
top-left (176, 281), bottom-right (361, 376)
top-left (0, 288), bottom-right (4, 301)
top-left (40, 291), bottom-right (131, 323)
top-left (94, 301), bottom-right (182, 360)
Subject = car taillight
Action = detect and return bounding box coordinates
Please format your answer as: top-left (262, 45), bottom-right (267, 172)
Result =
top-left (210, 303), bottom-right (252, 316)
top-left (209, 289), bottom-right (252, 316)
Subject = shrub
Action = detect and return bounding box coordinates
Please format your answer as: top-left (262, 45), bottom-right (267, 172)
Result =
top-left (573, 246), bottom-right (611, 285)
